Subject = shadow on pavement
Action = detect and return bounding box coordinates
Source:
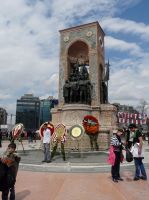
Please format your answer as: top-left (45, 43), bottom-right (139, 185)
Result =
top-left (16, 189), bottom-right (31, 200)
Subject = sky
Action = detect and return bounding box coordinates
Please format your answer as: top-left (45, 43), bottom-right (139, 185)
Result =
top-left (0, 0), bottom-right (149, 122)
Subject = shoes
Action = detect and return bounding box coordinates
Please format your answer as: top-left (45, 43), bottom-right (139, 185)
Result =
top-left (117, 177), bottom-right (123, 181)
top-left (134, 177), bottom-right (140, 181)
top-left (140, 176), bottom-right (147, 180)
top-left (112, 178), bottom-right (118, 183)
top-left (46, 160), bottom-right (51, 163)
top-left (42, 160), bottom-right (46, 162)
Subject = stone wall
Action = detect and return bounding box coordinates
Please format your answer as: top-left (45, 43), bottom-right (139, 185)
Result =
top-left (51, 104), bottom-right (117, 151)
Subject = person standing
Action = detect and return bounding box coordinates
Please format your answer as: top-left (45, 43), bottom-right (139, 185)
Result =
top-left (129, 123), bottom-right (147, 181)
top-left (0, 129), bottom-right (2, 147)
top-left (0, 143), bottom-right (21, 200)
top-left (42, 123), bottom-right (51, 163)
top-left (27, 129), bottom-right (32, 144)
top-left (147, 131), bottom-right (149, 145)
top-left (110, 129), bottom-right (124, 182)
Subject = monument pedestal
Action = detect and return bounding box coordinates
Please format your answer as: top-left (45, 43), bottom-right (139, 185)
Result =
top-left (51, 104), bottom-right (118, 151)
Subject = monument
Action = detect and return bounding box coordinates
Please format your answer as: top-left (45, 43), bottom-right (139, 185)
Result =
top-left (51, 21), bottom-right (118, 151)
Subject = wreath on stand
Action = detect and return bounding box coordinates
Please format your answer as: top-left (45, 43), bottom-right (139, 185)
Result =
top-left (82, 115), bottom-right (100, 151)
top-left (39, 122), bottom-right (54, 138)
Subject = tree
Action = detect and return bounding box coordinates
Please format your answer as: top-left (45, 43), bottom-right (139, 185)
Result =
top-left (136, 99), bottom-right (149, 115)
top-left (136, 99), bottom-right (149, 132)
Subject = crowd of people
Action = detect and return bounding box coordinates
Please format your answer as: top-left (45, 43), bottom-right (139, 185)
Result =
top-left (0, 122), bottom-right (148, 199)
top-left (109, 123), bottom-right (147, 183)
top-left (0, 129), bottom-right (38, 147)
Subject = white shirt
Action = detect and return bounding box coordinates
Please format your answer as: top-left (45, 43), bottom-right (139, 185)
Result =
top-left (129, 132), bottom-right (134, 142)
top-left (43, 128), bottom-right (51, 143)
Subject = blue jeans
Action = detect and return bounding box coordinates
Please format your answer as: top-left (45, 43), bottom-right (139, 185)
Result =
top-left (134, 158), bottom-right (147, 179)
top-left (10, 186), bottom-right (15, 200)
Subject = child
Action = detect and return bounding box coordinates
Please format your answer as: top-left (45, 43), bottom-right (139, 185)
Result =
top-left (1, 143), bottom-right (21, 200)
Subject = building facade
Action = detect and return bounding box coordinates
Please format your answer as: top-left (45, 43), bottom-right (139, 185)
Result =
top-left (113, 103), bottom-right (149, 131)
top-left (40, 96), bottom-right (58, 125)
top-left (16, 94), bottom-right (40, 130)
top-left (0, 107), bottom-right (7, 125)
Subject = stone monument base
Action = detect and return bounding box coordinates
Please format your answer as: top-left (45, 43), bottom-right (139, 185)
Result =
top-left (51, 104), bottom-right (117, 151)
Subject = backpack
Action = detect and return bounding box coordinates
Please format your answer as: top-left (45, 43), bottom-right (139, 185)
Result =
top-left (126, 147), bottom-right (133, 162)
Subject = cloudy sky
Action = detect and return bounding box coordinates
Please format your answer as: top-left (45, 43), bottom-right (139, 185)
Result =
top-left (0, 0), bottom-right (149, 121)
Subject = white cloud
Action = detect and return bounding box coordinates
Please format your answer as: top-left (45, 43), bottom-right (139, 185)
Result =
top-left (105, 36), bottom-right (143, 56)
top-left (0, 0), bottom-right (148, 118)
top-left (0, 94), bottom-right (12, 101)
top-left (109, 57), bottom-right (149, 106)
top-left (101, 17), bottom-right (149, 41)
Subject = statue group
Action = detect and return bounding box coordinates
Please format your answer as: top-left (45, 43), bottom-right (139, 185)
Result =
top-left (63, 61), bottom-right (92, 105)
top-left (63, 60), bottom-right (108, 105)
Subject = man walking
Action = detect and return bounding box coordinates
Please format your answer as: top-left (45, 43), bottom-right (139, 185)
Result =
top-left (42, 123), bottom-right (51, 163)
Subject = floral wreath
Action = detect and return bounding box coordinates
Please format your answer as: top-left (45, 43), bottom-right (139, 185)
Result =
top-left (52, 123), bottom-right (67, 143)
top-left (39, 122), bottom-right (54, 138)
top-left (82, 115), bottom-right (99, 135)
top-left (12, 123), bottom-right (24, 139)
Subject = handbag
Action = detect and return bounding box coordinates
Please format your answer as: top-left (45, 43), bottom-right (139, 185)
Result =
top-left (130, 143), bottom-right (144, 158)
top-left (126, 148), bottom-right (133, 162)
top-left (107, 145), bottom-right (115, 166)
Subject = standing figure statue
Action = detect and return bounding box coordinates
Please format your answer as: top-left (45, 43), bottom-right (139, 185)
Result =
top-left (70, 82), bottom-right (79, 103)
top-left (63, 80), bottom-right (71, 103)
top-left (89, 134), bottom-right (99, 151)
top-left (79, 80), bottom-right (87, 104)
top-left (69, 62), bottom-right (80, 82)
top-left (101, 81), bottom-right (108, 104)
top-left (71, 62), bottom-right (79, 76)
top-left (86, 81), bottom-right (92, 105)
top-left (79, 63), bottom-right (89, 80)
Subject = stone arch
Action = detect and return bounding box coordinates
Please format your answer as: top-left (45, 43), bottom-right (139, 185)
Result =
top-left (66, 40), bottom-right (90, 78)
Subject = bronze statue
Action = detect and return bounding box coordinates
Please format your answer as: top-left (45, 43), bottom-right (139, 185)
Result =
top-left (79, 80), bottom-right (87, 103)
top-left (63, 80), bottom-right (71, 103)
top-left (86, 81), bottom-right (92, 105)
top-left (63, 60), bottom-right (93, 104)
top-left (70, 82), bottom-right (79, 103)
top-left (101, 81), bottom-right (108, 104)
top-left (79, 63), bottom-right (89, 80)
